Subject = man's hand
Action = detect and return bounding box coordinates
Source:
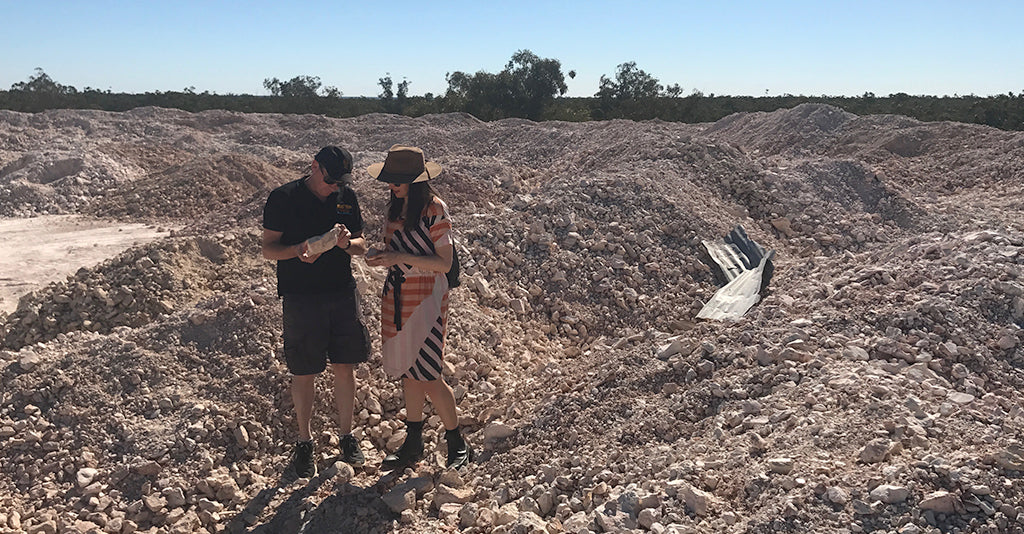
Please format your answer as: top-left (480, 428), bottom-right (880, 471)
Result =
top-left (336, 224), bottom-right (352, 249)
top-left (298, 241), bottom-right (320, 263)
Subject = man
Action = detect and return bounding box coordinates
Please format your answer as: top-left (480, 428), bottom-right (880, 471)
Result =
top-left (261, 145), bottom-right (370, 477)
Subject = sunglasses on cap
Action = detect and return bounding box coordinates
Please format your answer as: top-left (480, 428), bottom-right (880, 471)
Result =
top-left (313, 161), bottom-right (343, 185)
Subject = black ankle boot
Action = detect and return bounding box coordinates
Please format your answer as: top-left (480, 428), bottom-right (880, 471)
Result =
top-left (445, 427), bottom-right (473, 469)
top-left (382, 421), bottom-right (424, 470)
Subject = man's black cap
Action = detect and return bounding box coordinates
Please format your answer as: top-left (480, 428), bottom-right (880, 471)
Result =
top-left (315, 146), bottom-right (353, 184)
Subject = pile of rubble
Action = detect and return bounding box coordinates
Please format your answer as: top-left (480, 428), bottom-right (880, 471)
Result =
top-left (1, 104), bottom-right (1021, 533)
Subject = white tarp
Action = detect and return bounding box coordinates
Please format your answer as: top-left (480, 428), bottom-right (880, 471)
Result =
top-left (697, 225), bottom-right (775, 321)
top-left (697, 250), bottom-right (775, 320)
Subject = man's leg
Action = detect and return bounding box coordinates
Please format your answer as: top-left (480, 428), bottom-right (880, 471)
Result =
top-left (332, 363), bottom-right (365, 466)
top-left (291, 373), bottom-right (319, 477)
top-left (331, 363), bottom-right (356, 434)
top-left (292, 374), bottom-right (316, 441)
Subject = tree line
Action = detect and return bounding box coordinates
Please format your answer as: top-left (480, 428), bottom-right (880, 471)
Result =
top-left (3, 51), bottom-right (1024, 131)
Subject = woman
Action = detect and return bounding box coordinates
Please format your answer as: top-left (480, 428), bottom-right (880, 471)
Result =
top-left (364, 145), bottom-right (472, 470)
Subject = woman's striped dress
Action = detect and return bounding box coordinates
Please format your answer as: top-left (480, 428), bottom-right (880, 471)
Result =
top-left (380, 197), bottom-right (452, 380)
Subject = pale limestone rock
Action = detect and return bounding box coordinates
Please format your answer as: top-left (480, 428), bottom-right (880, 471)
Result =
top-left (322, 461), bottom-right (354, 482)
top-left (919, 491), bottom-right (961, 513)
top-left (563, 511), bottom-right (592, 531)
top-left (771, 217), bottom-right (794, 237)
top-left (858, 438), bottom-right (891, 463)
top-left (537, 490), bottom-right (556, 516)
top-left (595, 504), bottom-right (636, 532)
top-left (162, 487), bottom-right (186, 508)
top-left (768, 458), bottom-right (795, 474)
top-left (304, 225), bottom-right (342, 256)
top-left (844, 345), bottom-right (871, 361)
top-left (197, 498), bottom-right (223, 513)
top-left (825, 486), bottom-right (849, 505)
top-left (937, 341), bottom-right (959, 358)
top-left (471, 275), bottom-right (495, 299)
top-left (26, 521), bottom-right (57, 534)
top-left (19, 351), bottom-right (43, 372)
top-left (869, 484), bottom-right (910, 504)
top-left (142, 494), bottom-right (165, 512)
top-left (493, 504), bottom-right (518, 526)
top-left (992, 446), bottom-right (1024, 470)
top-left (433, 484), bottom-right (473, 508)
top-left (474, 506), bottom-right (494, 529)
top-left (948, 391), bottom-right (975, 404)
top-left (437, 502), bottom-right (463, 522)
top-left (681, 484), bottom-right (715, 517)
top-left (997, 335), bottom-right (1018, 349)
top-left (638, 507), bottom-right (660, 529)
top-left (76, 467), bottom-right (99, 488)
top-left (483, 421), bottom-right (515, 442)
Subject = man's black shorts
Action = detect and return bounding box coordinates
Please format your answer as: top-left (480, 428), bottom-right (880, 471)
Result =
top-left (281, 288), bottom-right (370, 375)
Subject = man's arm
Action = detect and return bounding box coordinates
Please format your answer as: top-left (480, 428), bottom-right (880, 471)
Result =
top-left (340, 231), bottom-right (367, 256)
top-left (262, 228), bottom-right (304, 260)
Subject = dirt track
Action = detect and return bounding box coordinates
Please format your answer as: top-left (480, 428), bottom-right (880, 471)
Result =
top-left (0, 215), bottom-right (171, 314)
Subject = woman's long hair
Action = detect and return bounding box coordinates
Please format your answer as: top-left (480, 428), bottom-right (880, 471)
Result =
top-left (388, 182), bottom-right (438, 232)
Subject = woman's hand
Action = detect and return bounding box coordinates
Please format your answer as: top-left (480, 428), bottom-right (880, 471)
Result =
top-left (364, 245), bottom-right (450, 272)
top-left (365, 249), bottom-right (401, 267)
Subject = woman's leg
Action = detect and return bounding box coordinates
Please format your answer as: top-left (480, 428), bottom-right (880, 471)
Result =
top-left (402, 376), bottom-right (428, 422)
top-left (417, 377), bottom-right (472, 468)
top-left (382, 377), bottom-right (429, 469)
top-left (418, 377), bottom-right (459, 430)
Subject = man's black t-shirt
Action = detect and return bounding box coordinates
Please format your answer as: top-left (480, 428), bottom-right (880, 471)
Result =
top-left (262, 177), bottom-right (364, 296)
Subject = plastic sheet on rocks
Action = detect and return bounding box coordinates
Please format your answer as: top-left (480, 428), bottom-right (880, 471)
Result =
top-left (697, 225), bottom-right (775, 320)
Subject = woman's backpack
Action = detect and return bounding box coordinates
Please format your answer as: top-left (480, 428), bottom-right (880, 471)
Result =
top-left (447, 243), bottom-right (461, 288)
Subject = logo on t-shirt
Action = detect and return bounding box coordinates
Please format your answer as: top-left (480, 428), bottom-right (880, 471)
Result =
top-left (336, 203), bottom-right (353, 215)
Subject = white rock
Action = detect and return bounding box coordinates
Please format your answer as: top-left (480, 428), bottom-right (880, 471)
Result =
top-left (919, 491), bottom-right (961, 513)
top-left (825, 486), bottom-right (849, 505)
top-left (162, 487), bottom-right (186, 508)
top-left (19, 351), bottom-right (43, 372)
top-left (483, 421), bottom-right (515, 442)
top-left (76, 467), bottom-right (99, 488)
top-left (638, 508), bottom-right (660, 529)
top-left (433, 484), bottom-right (473, 508)
top-left (768, 458), bottom-right (795, 474)
top-left (948, 391), bottom-right (975, 404)
top-left (869, 484), bottom-right (910, 504)
top-left (858, 438), bottom-right (891, 463)
top-left (681, 484), bottom-right (716, 517)
top-left (843, 345), bottom-right (870, 361)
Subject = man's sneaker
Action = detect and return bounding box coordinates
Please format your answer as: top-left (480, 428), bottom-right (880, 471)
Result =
top-left (340, 434), bottom-right (365, 467)
top-left (293, 440), bottom-right (317, 478)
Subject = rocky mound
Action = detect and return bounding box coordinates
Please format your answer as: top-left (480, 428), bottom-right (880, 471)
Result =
top-left (1, 105), bottom-right (1022, 534)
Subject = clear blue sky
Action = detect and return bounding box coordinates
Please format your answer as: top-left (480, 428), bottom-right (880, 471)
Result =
top-left (3, 0), bottom-right (1022, 98)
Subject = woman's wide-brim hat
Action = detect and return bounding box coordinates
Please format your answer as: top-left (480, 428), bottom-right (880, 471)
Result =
top-left (367, 145), bottom-right (442, 184)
